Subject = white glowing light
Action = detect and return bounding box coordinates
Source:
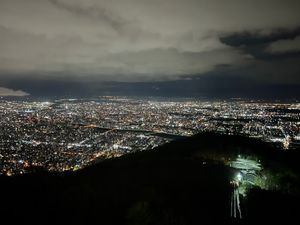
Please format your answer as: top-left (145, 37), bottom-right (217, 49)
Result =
top-left (236, 173), bottom-right (242, 182)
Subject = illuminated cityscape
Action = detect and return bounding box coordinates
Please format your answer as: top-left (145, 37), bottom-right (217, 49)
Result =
top-left (1, 96), bottom-right (299, 176)
top-left (1, 0), bottom-right (300, 223)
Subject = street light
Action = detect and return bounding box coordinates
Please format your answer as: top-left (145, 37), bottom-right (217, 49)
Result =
top-left (236, 172), bottom-right (242, 182)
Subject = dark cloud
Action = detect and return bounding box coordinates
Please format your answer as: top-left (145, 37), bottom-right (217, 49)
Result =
top-left (0, 0), bottom-right (300, 98)
top-left (220, 28), bottom-right (300, 47)
top-left (3, 74), bottom-right (299, 100)
top-left (47, 0), bottom-right (128, 34)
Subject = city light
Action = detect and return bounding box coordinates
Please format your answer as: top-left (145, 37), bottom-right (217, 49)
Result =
top-left (0, 97), bottom-right (299, 176)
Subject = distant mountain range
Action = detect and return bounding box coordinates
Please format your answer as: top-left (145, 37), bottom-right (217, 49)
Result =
top-left (0, 133), bottom-right (299, 224)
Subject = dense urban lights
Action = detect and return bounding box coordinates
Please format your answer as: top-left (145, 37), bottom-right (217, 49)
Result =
top-left (0, 96), bottom-right (299, 176)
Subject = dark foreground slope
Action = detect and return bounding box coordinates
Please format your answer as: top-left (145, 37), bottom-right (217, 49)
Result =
top-left (0, 133), bottom-right (299, 225)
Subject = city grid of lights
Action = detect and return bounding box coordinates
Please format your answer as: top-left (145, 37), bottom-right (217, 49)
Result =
top-left (0, 96), bottom-right (299, 176)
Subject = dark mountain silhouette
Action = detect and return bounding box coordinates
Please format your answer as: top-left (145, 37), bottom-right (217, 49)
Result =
top-left (0, 133), bottom-right (299, 224)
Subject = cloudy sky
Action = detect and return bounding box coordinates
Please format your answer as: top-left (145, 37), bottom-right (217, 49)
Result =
top-left (0, 0), bottom-right (300, 98)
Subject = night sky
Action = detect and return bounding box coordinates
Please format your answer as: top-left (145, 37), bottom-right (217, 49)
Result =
top-left (0, 0), bottom-right (300, 99)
